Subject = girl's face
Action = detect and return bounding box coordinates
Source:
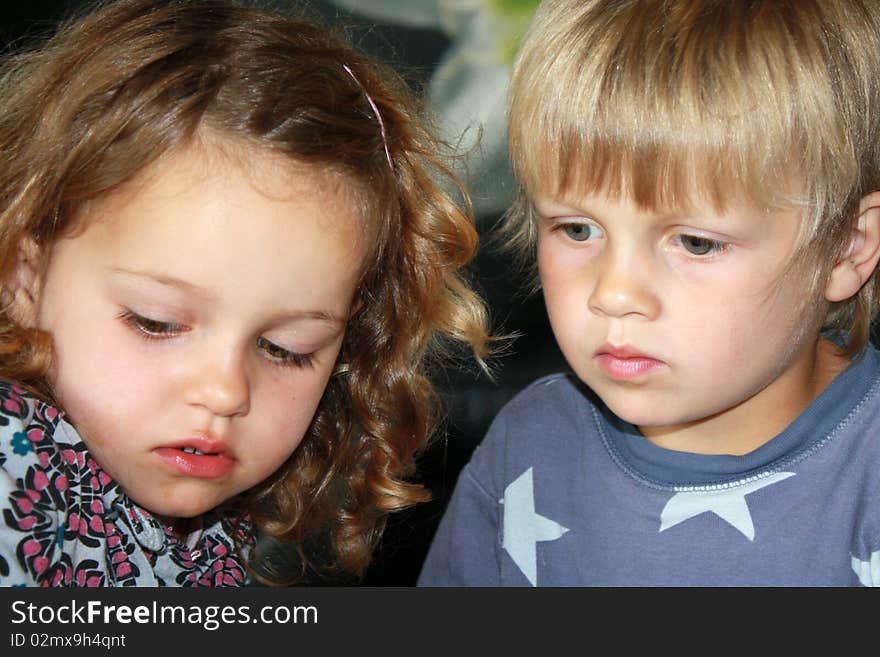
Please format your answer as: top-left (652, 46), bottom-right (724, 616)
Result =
top-left (34, 143), bottom-right (367, 520)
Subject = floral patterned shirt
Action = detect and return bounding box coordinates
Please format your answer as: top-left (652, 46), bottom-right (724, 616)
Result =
top-left (0, 381), bottom-right (253, 586)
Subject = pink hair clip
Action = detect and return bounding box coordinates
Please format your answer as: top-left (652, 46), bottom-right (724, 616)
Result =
top-left (343, 63), bottom-right (394, 169)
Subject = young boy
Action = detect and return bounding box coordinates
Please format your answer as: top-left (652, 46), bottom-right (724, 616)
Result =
top-left (418, 0), bottom-right (880, 586)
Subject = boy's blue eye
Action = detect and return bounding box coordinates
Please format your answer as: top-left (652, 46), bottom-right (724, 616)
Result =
top-left (562, 223), bottom-right (597, 242)
top-left (680, 235), bottom-right (724, 255)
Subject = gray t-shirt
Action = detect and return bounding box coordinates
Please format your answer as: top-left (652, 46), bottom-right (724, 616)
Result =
top-left (419, 346), bottom-right (880, 586)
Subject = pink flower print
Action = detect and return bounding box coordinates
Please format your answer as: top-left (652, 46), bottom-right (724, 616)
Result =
top-left (71, 560), bottom-right (105, 587)
top-left (215, 572), bottom-right (237, 586)
top-left (13, 495), bottom-right (33, 515)
top-left (4, 397), bottom-right (23, 416)
top-left (225, 559), bottom-right (246, 584)
top-left (60, 449), bottom-right (83, 469)
top-left (89, 514), bottom-right (105, 534)
top-left (31, 470), bottom-right (49, 490)
top-left (16, 515), bottom-right (37, 530)
top-left (176, 569), bottom-right (200, 586)
top-left (20, 538), bottom-right (52, 577)
top-left (202, 555), bottom-right (246, 586)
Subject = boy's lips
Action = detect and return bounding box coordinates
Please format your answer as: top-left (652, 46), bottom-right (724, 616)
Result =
top-left (153, 436), bottom-right (235, 479)
top-left (594, 343), bottom-right (665, 380)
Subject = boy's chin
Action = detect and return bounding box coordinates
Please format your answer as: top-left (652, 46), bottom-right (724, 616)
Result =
top-left (604, 399), bottom-right (711, 437)
top-left (589, 385), bottom-right (678, 428)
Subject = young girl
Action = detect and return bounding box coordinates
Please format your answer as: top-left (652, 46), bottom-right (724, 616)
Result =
top-left (0, 0), bottom-right (489, 586)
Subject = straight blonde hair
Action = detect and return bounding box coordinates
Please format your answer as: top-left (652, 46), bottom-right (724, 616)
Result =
top-left (506, 0), bottom-right (880, 351)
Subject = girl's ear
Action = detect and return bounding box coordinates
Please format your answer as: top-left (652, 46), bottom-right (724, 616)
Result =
top-left (2, 236), bottom-right (43, 327)
top-left (826, 192), bottom-right (880, 303)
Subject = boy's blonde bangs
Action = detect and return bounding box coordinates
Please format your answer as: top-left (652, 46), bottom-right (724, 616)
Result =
top-left (508, 0), bottom-right (880, 250)
top-left (512, 94), bottom-right (795, 219)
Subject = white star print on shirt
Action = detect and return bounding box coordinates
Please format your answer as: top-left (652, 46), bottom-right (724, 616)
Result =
top-left (852, 550), bottom-right (880, 586)
top-left (659, 472), bottom-right (796, 540)
top-left (501, 467), bottom-right (569, 586)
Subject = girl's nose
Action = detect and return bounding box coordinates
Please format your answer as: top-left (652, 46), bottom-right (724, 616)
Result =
top-left (183, 341), bottom-right (251, 418)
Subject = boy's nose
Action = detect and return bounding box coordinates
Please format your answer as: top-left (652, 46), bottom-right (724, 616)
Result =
top-left (184, 342), bottom-right (251, 418)
top-left (587, 249), bottom-right (660, 319)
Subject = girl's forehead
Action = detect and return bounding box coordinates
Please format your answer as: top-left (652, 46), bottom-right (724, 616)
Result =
top-left (94, 139), bottom-right (363, 228)
top-left (59, 142), bottom-right (369, 294)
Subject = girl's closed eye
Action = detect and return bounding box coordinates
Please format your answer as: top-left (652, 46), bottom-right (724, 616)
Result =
top-left (119, 309), bottom-right (188, 339)
top-left (676, 234), bottom-right (730, 257)
top-left (256, 336), bottom-right (315, 369)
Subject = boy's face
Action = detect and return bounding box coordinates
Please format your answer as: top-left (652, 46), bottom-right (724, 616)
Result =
top-left (34, 143), bottom-right (366, 521)
top-left (534, 189), bottom-right (833, 454)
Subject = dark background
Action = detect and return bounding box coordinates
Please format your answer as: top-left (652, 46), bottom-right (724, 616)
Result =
top-left (0, 0), bottom-right (566, 585)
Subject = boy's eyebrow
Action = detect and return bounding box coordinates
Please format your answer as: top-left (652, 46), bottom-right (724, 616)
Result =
top-left (108, 267), bottom-right (346, 323)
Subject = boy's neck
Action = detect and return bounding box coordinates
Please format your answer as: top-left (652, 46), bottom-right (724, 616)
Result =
top-left (639, 336), bottom-right (850, 456)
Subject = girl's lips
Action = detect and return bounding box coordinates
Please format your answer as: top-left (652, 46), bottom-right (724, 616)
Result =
top-left (154, 437), bottom-right (235, 479)
top-left (154, 448), bottom-right (235, 478)
top-left (594, 344), bottom-right (665, 380)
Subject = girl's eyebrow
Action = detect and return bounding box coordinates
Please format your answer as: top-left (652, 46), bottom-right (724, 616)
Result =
top-left (108, 267), bottom-right (346, 324)
top-left (110, 267), bottom-right (214, 298)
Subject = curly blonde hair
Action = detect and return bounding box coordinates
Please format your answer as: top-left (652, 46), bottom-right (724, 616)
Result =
top-left (0, 0), bottom-right (490, 582)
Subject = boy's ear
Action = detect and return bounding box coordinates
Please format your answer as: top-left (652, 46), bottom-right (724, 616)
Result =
top-left (825, 192), bottom-right (880, 303)
top-left (1, 236), bottom-right (43, 327)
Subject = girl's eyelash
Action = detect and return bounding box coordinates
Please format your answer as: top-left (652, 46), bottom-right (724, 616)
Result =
top-left (118, 310), bottom-right (187, 340)
top-left (256, 337), bottom-right (315, 369)
top-left (120, 310), bottom-right (316, 368)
